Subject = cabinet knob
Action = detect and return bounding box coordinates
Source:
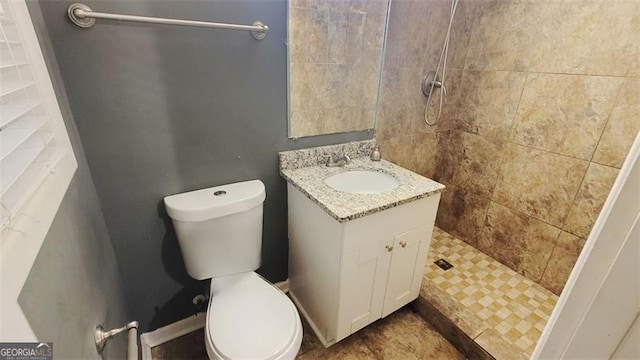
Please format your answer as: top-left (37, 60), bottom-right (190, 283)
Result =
top-left (399, 241), bottom-right (407, 248)
top-left (385, 245), bottom-right (393, 252)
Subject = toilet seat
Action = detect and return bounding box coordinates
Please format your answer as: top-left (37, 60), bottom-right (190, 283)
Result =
top-left (205, 272), bottom-right (302, 360)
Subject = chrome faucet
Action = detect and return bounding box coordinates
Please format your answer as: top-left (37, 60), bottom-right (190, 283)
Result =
top-left (326, 153), bottom-right (351, 167)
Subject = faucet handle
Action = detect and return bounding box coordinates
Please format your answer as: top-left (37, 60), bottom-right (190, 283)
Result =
top-left (326, 155), bottom-right (333, 165)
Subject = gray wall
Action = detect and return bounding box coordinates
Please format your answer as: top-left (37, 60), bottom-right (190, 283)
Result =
top-left (36, 0), bottom-right (372, 331)
top-left (18, 2), bottom-right (129, 359)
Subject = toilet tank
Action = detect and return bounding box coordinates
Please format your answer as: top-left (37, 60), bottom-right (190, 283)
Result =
top-left (164, 180), bottom-right (266, 280)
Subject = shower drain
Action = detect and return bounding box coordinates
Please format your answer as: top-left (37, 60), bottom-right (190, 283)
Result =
top-left (434, 258), bottom-right (454, 271)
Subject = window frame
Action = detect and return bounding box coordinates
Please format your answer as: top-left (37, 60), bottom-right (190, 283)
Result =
top-left (0, 0), bottom-right (77, 340)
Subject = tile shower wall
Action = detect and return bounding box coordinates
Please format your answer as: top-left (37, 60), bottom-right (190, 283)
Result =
top-left (288, 0), bottom-right (387, 137)
top-left (377, 0), bottom-right (640, 295)
top-left (376, 0), bottom-right (474, 177)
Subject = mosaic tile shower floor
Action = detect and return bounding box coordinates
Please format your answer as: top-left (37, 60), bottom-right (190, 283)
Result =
top-left (425, 227), bottom-right (559, 356)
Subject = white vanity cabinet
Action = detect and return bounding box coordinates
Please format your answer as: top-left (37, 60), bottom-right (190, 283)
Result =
top-left (287, 184), bottom-right (441, 347)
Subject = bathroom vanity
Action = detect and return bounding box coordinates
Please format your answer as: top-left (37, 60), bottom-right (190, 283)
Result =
top-left (279, 141), bottom-right (444, 347)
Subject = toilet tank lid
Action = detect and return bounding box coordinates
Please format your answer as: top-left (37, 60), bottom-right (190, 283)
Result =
top-left (164, 180), bottom-right (265, 222)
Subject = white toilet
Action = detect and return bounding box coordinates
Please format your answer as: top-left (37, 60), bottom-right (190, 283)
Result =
top-left (164, 180), bottom-right (303, 360)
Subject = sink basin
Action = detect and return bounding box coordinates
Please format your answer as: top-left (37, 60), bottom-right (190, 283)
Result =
top-left (324, 170), bottom-right (399, 194)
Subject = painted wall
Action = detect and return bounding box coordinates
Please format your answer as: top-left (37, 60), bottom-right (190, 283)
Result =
top-left (377, 0), bottom-right (640, 295)
top-left (35, 0), bottom-right (371, 332)
top-left (17, 2), bottom-right (129, 358)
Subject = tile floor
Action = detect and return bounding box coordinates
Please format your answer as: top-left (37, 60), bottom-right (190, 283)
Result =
top-left (151, 227), bottom-right (559, 360)
top-left (151, 307), bottom-right (464, 360)
top-left (424, 227), bottom-right (558, 356)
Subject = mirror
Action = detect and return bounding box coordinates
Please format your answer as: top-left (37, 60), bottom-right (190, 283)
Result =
top-left (287, 0), bottom-right (390, 138)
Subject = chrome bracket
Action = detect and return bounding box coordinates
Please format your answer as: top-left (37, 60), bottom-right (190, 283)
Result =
top-left (68, 3), bottom-right (95, 28)
top-left (94, 321), bottom-right (138, 354)
top-left (421, 71), bottom-right (443, 97)
top-left (250, 21), bottom-right (268, 40)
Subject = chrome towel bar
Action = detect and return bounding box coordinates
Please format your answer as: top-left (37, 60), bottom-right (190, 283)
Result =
top-left (67, 3), bottom-right (269, 40)
top-left (95, 321), bottom-right (139, 359)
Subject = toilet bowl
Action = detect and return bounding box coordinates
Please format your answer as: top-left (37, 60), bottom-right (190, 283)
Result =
top-left (205, 272), bottom-right (302, 360)
top-left (164, 180), bottom-right (303, 359)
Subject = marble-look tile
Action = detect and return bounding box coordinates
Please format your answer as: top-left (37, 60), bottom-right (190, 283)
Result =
top-left (435, 131), bottom-right (505, 194)
top-left (353, 12), bottom-right (385, 110)
top-left (322, 107), bottom-right (375, 135)
top-left (434, 182), bottom-right (491, 246)
top-left (334, 0), bottom-right (389, 15)
top-left (464, 1), bottom-right (541, 72)
top-left (290, 108), bottom-right (373, 138)
top-left (452, 70), bottom-right (527, 140)
top-left (492, 143), bottom-right (589, 227)
top-left (539, 232), bottom-right (586, 296)
top-left (151, 328), bottom-right (208, 360)
top-left (419, 282), bottom-right (488, 339)
top-left (378, 133), bottom-right (440, 179)
top-left (289, 1), bottom-right (386, 138)
top-left (383, 0), bottom-right (431, 69)
top-left (289, 109), bottom-right (320, 137)
top-left (420, 69), bottom-right (464, 133)
top-left (629, 52), bottom-right (640, 77)
top-left (293, 63), bottom-right (327, 110)
top-left (474, 328), bottom-right (529, 360)
top-left (411, 298), bottom-right (494, 360)
top-left (288, 7), bottom-right (306, 63)
top-left (465, 1), bottom-right (640, 76)
top-left (421, 0), bottom-right (475, 71)
top-left (290, 0), bottom-right (334, 11)
top-left (378, 135), bottom-right (414, 170)
top-left (409, 132), bottom-right (439, 178)
top-left (324, 64), bottom-right (356, 109)
top-left (376, 67), bottom-right (425, 139)
top-left (299, 307), bottom-right (465, 360)
top-left (511, 74), bottom-right (623, 160)
top-left (288, 61), bottom-right (305, 111)
top-left (297, 333), bottom-right (376, 360)
top-left (477, 202), bottom-right (561, 281)
top-left (327, 11), bottom-right (365, 65)
top-left (593, 79), bottom-right (640, 168)
top-left (292, 108), bottom-right (369, 138)
top-left (359, 308), bottom-right (465, 360)
top-left (564, 163), bottom-right (619, 239)
top-left (291, 8), bottom-right (328, 64)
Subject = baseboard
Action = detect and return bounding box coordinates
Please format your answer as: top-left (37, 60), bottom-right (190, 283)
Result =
top-left (274, 279), bottom-right (290, 293)
top-left (140, 313), bottom-right (206, 360)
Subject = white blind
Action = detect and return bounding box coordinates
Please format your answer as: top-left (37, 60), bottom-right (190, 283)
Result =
top-left (0, 0), bottom-right (61, 228)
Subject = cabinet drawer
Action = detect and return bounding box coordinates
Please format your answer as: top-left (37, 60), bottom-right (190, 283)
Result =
top-left (342, 194), bottom-right (440, 255)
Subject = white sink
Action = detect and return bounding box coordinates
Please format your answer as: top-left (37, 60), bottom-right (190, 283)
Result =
top-left (324, 170), bottom-right (399, 194)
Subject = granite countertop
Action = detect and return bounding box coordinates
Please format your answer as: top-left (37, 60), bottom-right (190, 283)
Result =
top-left (280, 155), bottom-right (445, 223)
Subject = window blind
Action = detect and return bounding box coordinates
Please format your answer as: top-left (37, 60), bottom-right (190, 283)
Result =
top-left (0, 0), bottom-right (62, 229)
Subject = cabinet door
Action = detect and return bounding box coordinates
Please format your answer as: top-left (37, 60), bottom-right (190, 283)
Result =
top-left (337, 241), bottom-right (391, 340)
top-left (382, 225), bottom-right (430, 317)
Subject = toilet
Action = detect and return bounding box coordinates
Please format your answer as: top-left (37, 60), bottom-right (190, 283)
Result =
top-left (164, 180), bottom-right (303, 360)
